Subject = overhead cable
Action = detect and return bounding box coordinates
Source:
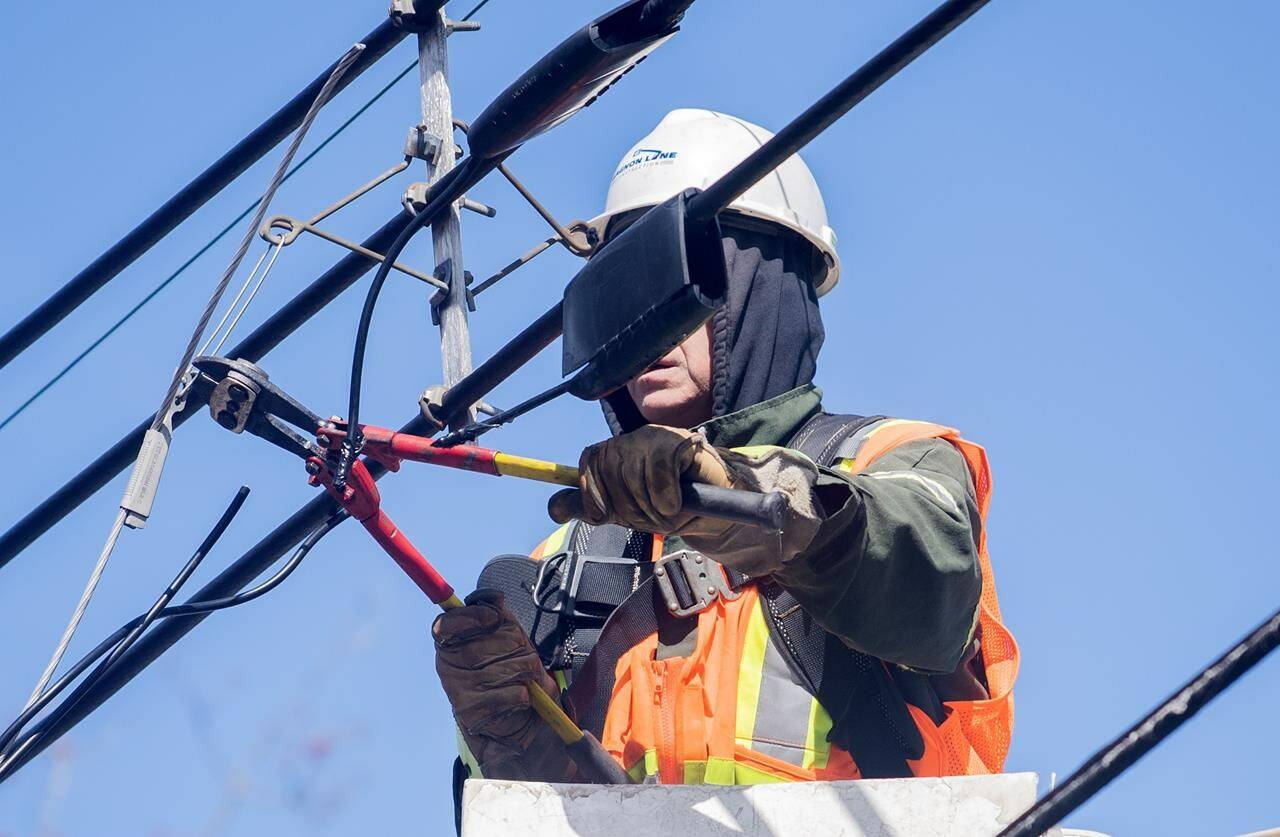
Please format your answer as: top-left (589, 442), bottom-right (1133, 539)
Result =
top-left (1, 0), bottom-right (499, 432)
top-left (688, 0), bottom-right (991, 224)
top-left (0, 470), bottom-right (368, 779)
top-left (0, 503), bottom-right (346, 782)
top-left (0, 211), bottom-right (414, 572)
top-left (0, 21), bottom-right (408, 372)
top-left (0, 488), bottom-right (251, 764)
top-left (13, 46), bottom-right (364, 734)
top-left (998, 604), bottom-right (1280, 837)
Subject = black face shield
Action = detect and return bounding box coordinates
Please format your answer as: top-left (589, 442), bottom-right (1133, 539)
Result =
top-left (601, 214), bottom-right (826, 434)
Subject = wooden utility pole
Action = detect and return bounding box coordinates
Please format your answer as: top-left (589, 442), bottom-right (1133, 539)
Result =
top-left (417, 6), bottom-right (474, 421)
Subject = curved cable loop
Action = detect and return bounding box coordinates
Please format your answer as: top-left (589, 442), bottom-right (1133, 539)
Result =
top-left (0, 507), bottom-right (346, 774)
top-left (14, 45), bottom-right (365, 730)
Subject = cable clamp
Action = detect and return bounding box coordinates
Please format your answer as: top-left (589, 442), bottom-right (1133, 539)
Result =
top-left (429, 261), bottom-right (476, 325)
top-left (403, 181), bottom-right (493, 219)
top-left (404, 126), bottom-right (462, 168)
top-left (404, 125), bottom-right (446, 164)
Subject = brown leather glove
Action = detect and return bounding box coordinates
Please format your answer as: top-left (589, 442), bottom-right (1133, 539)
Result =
top-left (550, 429), bottom-right (829, 577)
top-left (432, 589), bottom-right (575, 782)
top-left (547, 425), bottom-right (737, 537)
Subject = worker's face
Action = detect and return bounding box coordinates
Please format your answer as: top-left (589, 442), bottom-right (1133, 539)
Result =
top-left (625, 323), bottom-right (715, 428)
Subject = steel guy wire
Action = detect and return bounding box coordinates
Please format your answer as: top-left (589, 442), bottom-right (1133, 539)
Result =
top-left (197, 244), bottom-right (275, 357)
top-left (147, 44), bottom-right (366, 434)
top-left (200, 240), bottom-right (287, 358)
top-left (210, 241), bottom-right (287, 356)
top-left (20, 510), bottom-right (126, 711)
top-left (0, 0), bottom-right (497, 433)
top-left (14, 46), bottom-right (364, 720)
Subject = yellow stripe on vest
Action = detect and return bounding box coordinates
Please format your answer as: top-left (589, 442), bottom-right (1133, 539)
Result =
top-left (803, 699), bottom-right (834, 770)
top-left (734, 601), bottom-right (771, 748)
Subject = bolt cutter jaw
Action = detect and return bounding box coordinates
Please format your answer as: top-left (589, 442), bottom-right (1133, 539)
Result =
top-left (193, 356), bottom-right (326, 461)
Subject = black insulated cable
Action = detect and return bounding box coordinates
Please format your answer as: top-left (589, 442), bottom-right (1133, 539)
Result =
top-left (0, 486), bottom-right (250, 761)
top-left (687, 0), bottom-right (992, 225)
top-left (435, 379), bottom-right (572, 446)
top-left (0, 21), bottom-right (407, 371)
top-left (0, 509), bottom-right (346, 778)
top-left (337, 154), bottom-right (502, 489)
top-left (997, 604), bottom-right (1280, 837)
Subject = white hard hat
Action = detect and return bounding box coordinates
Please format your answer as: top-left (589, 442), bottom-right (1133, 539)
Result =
top-left (589, 108), bottom-right (841, 296)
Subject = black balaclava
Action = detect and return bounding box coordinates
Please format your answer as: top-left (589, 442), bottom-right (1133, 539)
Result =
top-left (602, 221), bottom-right (826, 434)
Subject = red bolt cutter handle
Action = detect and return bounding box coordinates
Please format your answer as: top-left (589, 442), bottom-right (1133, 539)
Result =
top-left (307, 455), bottom-right (460, 609)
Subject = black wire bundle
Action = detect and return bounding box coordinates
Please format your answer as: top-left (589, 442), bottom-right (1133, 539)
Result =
top-left (0, 490), bottom-right (345, 779)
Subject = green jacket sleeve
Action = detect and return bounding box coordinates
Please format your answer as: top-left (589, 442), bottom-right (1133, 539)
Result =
top-left (772, 438), bottom-right (982, 674)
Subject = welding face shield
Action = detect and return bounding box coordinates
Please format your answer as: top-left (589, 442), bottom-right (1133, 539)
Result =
top-left (590, 204), bottom-right (827, 435)
top-left (560, 190), bottom-right (727, 403)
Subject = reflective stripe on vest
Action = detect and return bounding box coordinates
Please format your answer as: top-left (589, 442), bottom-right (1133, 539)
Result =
top-left (735, 601), bottom-right (835, 771)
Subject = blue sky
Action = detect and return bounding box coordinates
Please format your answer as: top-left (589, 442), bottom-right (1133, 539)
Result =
top-left (2, 1), bottom-right (1278, 834)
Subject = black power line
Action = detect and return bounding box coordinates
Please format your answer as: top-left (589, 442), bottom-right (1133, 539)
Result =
top-left (0, 504), bottom-right (346, 780)
top-left (0, 487), bottom-right (252, 762)
top-left (688, 0), bottom-right (991, 224)
top-left (0, 21), bottom-right (408, 371)
top-left (1, 0), bottom-right (498, 431)
top-left (0, 212), bottom-right (414, 572)
top-left (998, 604), bottom-right (1280, 837)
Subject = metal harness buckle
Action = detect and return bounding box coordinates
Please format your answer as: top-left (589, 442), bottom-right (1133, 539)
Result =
top-left (653, 549), bottom-right (742, 618)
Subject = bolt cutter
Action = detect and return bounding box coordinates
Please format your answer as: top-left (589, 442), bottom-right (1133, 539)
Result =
top-left (191, 354), bottom-right (640, 783)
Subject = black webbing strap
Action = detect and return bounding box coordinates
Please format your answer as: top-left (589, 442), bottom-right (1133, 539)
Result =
top-left (565, 574), bottom-right (667, 737)
top-left (475, 522), bottom-right (652, 681)
top-left (768, 411), bottom-right (925, 776)
top-left (758, 579), bottom-right (923, 777)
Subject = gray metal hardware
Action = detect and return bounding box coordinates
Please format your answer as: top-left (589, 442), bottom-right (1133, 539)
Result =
top-left (652, 549), bottom-right (742, 618)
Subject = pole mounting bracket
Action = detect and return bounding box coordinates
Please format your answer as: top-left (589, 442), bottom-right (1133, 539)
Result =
top-left (404, 125), bottom-right (463, 165)
top-left (429, 261), bottom-right (476, 325)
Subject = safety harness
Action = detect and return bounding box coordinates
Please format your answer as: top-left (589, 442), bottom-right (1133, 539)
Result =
top-left (474, 412), bottom-right (942, 780)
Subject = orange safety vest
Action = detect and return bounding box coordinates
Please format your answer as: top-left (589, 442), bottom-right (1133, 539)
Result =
top-left (530, 419), bottom-right (1018, 785)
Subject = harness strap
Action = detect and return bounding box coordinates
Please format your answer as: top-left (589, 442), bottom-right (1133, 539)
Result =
top-left (775, 412), bottom-right (923, 776)
top-left (475, 521), bottom-right (653, 681)
top-left (566, 576), bottom-right (668, 737)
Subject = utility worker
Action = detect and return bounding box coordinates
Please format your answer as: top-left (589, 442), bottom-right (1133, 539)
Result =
top-left (433, 109), bottom-right (1017, 801)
